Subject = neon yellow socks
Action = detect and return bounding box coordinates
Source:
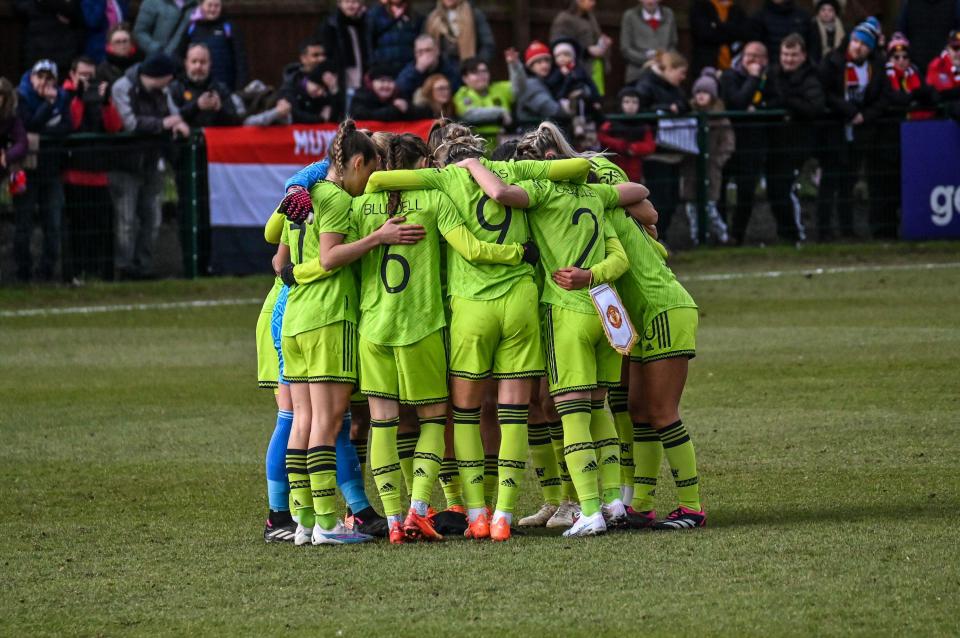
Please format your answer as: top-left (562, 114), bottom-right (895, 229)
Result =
top-left (658, 420), bottom-right (701, 511)
top-left (590, 399), bottom-right (621, 505)
top-left (285, 448), bottom-right (314, 527)
top-left (556, 399), bottom-right (600, 516)
top-left (549, 420), bottom-right (577, 502)
top-left (495, 404), bottom-right (528, 513)
top-left (370, 417), bottom-right (403, 516)
top-left (608, 387), bottom-right (634, 502)
top-left (484, 454), bottom-right (498, 508)
top-left (307, 445), bottom-right (337, 530)
top-left (453, 405), bottom-right (485, 509)
top-left (396, 431), bottom-right (419, 494)
top-left (438, 457), bottom-right (463, 508)
top-left (410, 417), bottom-right (446, 504)
top-left (528, 421), bottom-right (561, 505)
top-left (632, 422), bottom-right (662, 512)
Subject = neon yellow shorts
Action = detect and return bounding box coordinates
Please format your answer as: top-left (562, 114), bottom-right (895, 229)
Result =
top-left (359, 329), bottom-right (449, 405)
top-left (630, 307), bottom-right (699, 364)
top-left (281, 321), bottom-right (358, 384)
top-left (542, 304), bottom-right (622, 396)
top-left (256, 310), bottom-right (278, 389)
top-left (449, 278), bottom-right (545, 380)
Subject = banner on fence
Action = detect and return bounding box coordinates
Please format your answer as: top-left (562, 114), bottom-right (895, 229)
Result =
top-left (901, 119), bottom-right (960, 240)
top-left (204, 121), bottom-right (434, 228)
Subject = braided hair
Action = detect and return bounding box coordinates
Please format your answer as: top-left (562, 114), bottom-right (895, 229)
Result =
top-left (385, 133), bottom-right (432, 216)
top-left (432, 123), bottom-right (487, 167)
top-left (329, 119), bottom-right (378, 187)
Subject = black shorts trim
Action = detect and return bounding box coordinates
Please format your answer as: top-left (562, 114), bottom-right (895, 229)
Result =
top-left (361, 390), bottom-right (449, 407)
top-left (449, 368), bottom-right (493, 380)
top-left (400, 395), bottom-right (449, 407)
top-left (258, 380), bottom-right (279, 389)
top-left (491, 369), bottom-right (547, 380)
top-left (630, 350), bottom-right (696, 364)
top-left (549, 383), bottom-right (598, 397)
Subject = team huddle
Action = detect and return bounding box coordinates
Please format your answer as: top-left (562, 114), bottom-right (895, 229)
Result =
top-left (255, 118), bottom-right (704, 545)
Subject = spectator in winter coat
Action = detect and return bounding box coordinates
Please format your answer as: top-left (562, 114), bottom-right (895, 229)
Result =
top-left (887, 32), bottom-right (938, 119)
top-left (680, 68), bottom-right (735, 245)
top-left (515, 41), bottom-right (572, 126)
top-left (169, 43), bottom-right (240, 127)
top-left (14, 60), bottom-right (72, 282)
top-left (183, 0), bottom-right (247, 91)
top-left (689, 0), bottom-right (753, 77)
top-left (620, 0), bottom-right (678, 83)
top-left (14, 0), bottom-right (86, 74)
top-left (550, 0), bottom-right (613, 94)
top-left (282, 61), bottom-right (345, 123)
top-left (110, 53), bottom-right (188, 279)
top-left (366, 0), bottom-right (424, 78)
top-left (414, 73), bottom-right (455, 118)
top-left (282, 38), bottom-right (326, 87)
top-left (318, 0), bottom-right (369, 95)
top-left (96, 23), bottom-right (144, 88)
top-left (818, 17), bottom-right (892, 239)
top-left (134, 0), bottom-right (197, 56)
top-left (808, 0), bottom-right (846, 65)
top-left (454, 57), bottom-right (512, 150)
top-left (765, 33), bottom-right (825, 243)
top-left (636, 51), bottom-right (689, 237)
top-left (425, 0), bottom-right (496, 68)
top-left (751, 0), bottom-right (811, 59)
top-left (597, 86), bottom-right (655, 182)
top-left (0, 78), bottom-right (29, 184)
top-left (62, 55), bottom-right (123, 281)
top-left (547, 38), bottom-right (603, 129)
top-left (395, 34), bottom-right (461, 100)
top-left (897, 0), bottom-right (960, 73)
top-left (719, 41), bottom-right (771, 244)
top-left (925, 29), bottom-right (960, 117)
top-left (80, 0), bottom-right (131, 62)
top-left (350, 64), bottom-right (433, 120)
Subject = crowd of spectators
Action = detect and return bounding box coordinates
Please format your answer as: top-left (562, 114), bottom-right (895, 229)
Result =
top-left (4, 0), bottom-right (960, 281)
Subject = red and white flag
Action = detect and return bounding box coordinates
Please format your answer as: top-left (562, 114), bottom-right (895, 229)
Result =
top-left (204, 121), bottom-right (435, 227)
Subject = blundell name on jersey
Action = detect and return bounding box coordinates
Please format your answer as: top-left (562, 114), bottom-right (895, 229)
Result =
top-left (359, 198), bottom-right (426, 216)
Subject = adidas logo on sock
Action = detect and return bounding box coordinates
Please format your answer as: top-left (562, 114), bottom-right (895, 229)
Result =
top-left (500, 478), bottom-right (517, 488)
top-left (582, 460), bottom-right (599, 472)
top-left (470, 475), bottom-right (485, 484)
top-left (602, 455), bottom-right (619, 465)
top-left (379, 482), bottom-right (396, 493)
top-left (293, 499), bottom-right (302, 507)
top-left (414, 468), bottom-right (427, 478)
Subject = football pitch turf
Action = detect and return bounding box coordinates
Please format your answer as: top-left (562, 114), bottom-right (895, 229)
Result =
top-left (2, 242), bottom-right (958, 636)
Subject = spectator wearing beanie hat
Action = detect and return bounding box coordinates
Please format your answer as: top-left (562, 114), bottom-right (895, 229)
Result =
top-left (680, 68), bottom-right (734, 245)
top-left (886, 32), bottom-right (938, 120)
top-left (597, 86), bottom-right (656, 182)
top-left (108, 51), bottom-right (188, 279)
top-left (546, 38), bottom-right (602, 122)
top-left (809, 0), bottom-right (846, 64)
top-left (896, 0), bottom-right (960, 73)
top-left (818, 16), bottom-right (892, 240)
top-left (926, 29), bottom-right (960, 115)
top-left (516, 40), bottom-right (571, 126)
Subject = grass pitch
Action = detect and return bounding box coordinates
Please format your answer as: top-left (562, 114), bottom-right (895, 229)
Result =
top-left (2, 242), bottom-right (959, 637)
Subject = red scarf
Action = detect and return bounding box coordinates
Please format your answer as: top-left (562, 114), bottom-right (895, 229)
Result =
top-left (885, 62), bottom-right (920, 93)
top-left (845, 55), bottom-right (871, 102)
top-left (939, 50), bottom-right (960, 87)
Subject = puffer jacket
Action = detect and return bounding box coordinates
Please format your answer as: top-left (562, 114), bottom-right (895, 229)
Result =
top-left (365, 3), bottom-right (424, 77)
top-left (133, 0), bottom-right (197, 55)
top-left (184, 12), bottom-right (248, 91)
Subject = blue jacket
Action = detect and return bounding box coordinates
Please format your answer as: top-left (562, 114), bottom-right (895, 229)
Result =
top-left (365, 4), bottom-right (424, 77)
top-left (16, 72), bottom-right (72, 135)
top-left (394, 56), bottom-right (461, 99)
top-left (185, 14), bottom-right (248, 91)
top-left (81, 0), bottom-right (131, 62)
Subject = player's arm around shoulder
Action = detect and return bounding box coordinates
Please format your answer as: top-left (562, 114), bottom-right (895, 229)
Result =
top-left (364, 167), bottom-right (444, 194)
top-left (457, 157), bottom-right (531, 208)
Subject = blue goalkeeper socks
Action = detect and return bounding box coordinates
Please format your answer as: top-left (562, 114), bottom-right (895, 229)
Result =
top-left (266, 409), bottom-right (293, 511)
top-left (336, 411), bottom-right (370, 513)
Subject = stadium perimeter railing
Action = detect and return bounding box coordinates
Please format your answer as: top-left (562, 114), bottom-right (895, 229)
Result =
top-left (0, 112), bottom-right (927, 282)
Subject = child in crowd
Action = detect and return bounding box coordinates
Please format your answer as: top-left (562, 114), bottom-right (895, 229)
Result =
top-left (596, 87), bottom-right (655, 182)
top-left (680, 68), bottom-right (734, 245)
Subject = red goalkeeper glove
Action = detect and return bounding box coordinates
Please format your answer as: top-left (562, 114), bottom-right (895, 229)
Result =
top-left (279, 186), bottom-right (313, 224)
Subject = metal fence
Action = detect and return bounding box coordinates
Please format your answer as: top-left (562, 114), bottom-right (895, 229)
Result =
top-left (0, 113), bottom-right (936, 283)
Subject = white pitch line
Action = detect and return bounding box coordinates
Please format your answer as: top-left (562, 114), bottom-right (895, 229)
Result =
top-left (0, 297), bottom-right (262, 318)
top-left (680, 261), bottom-right (960, 282)
top-left (2, 261), bottom-right (959, 318)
